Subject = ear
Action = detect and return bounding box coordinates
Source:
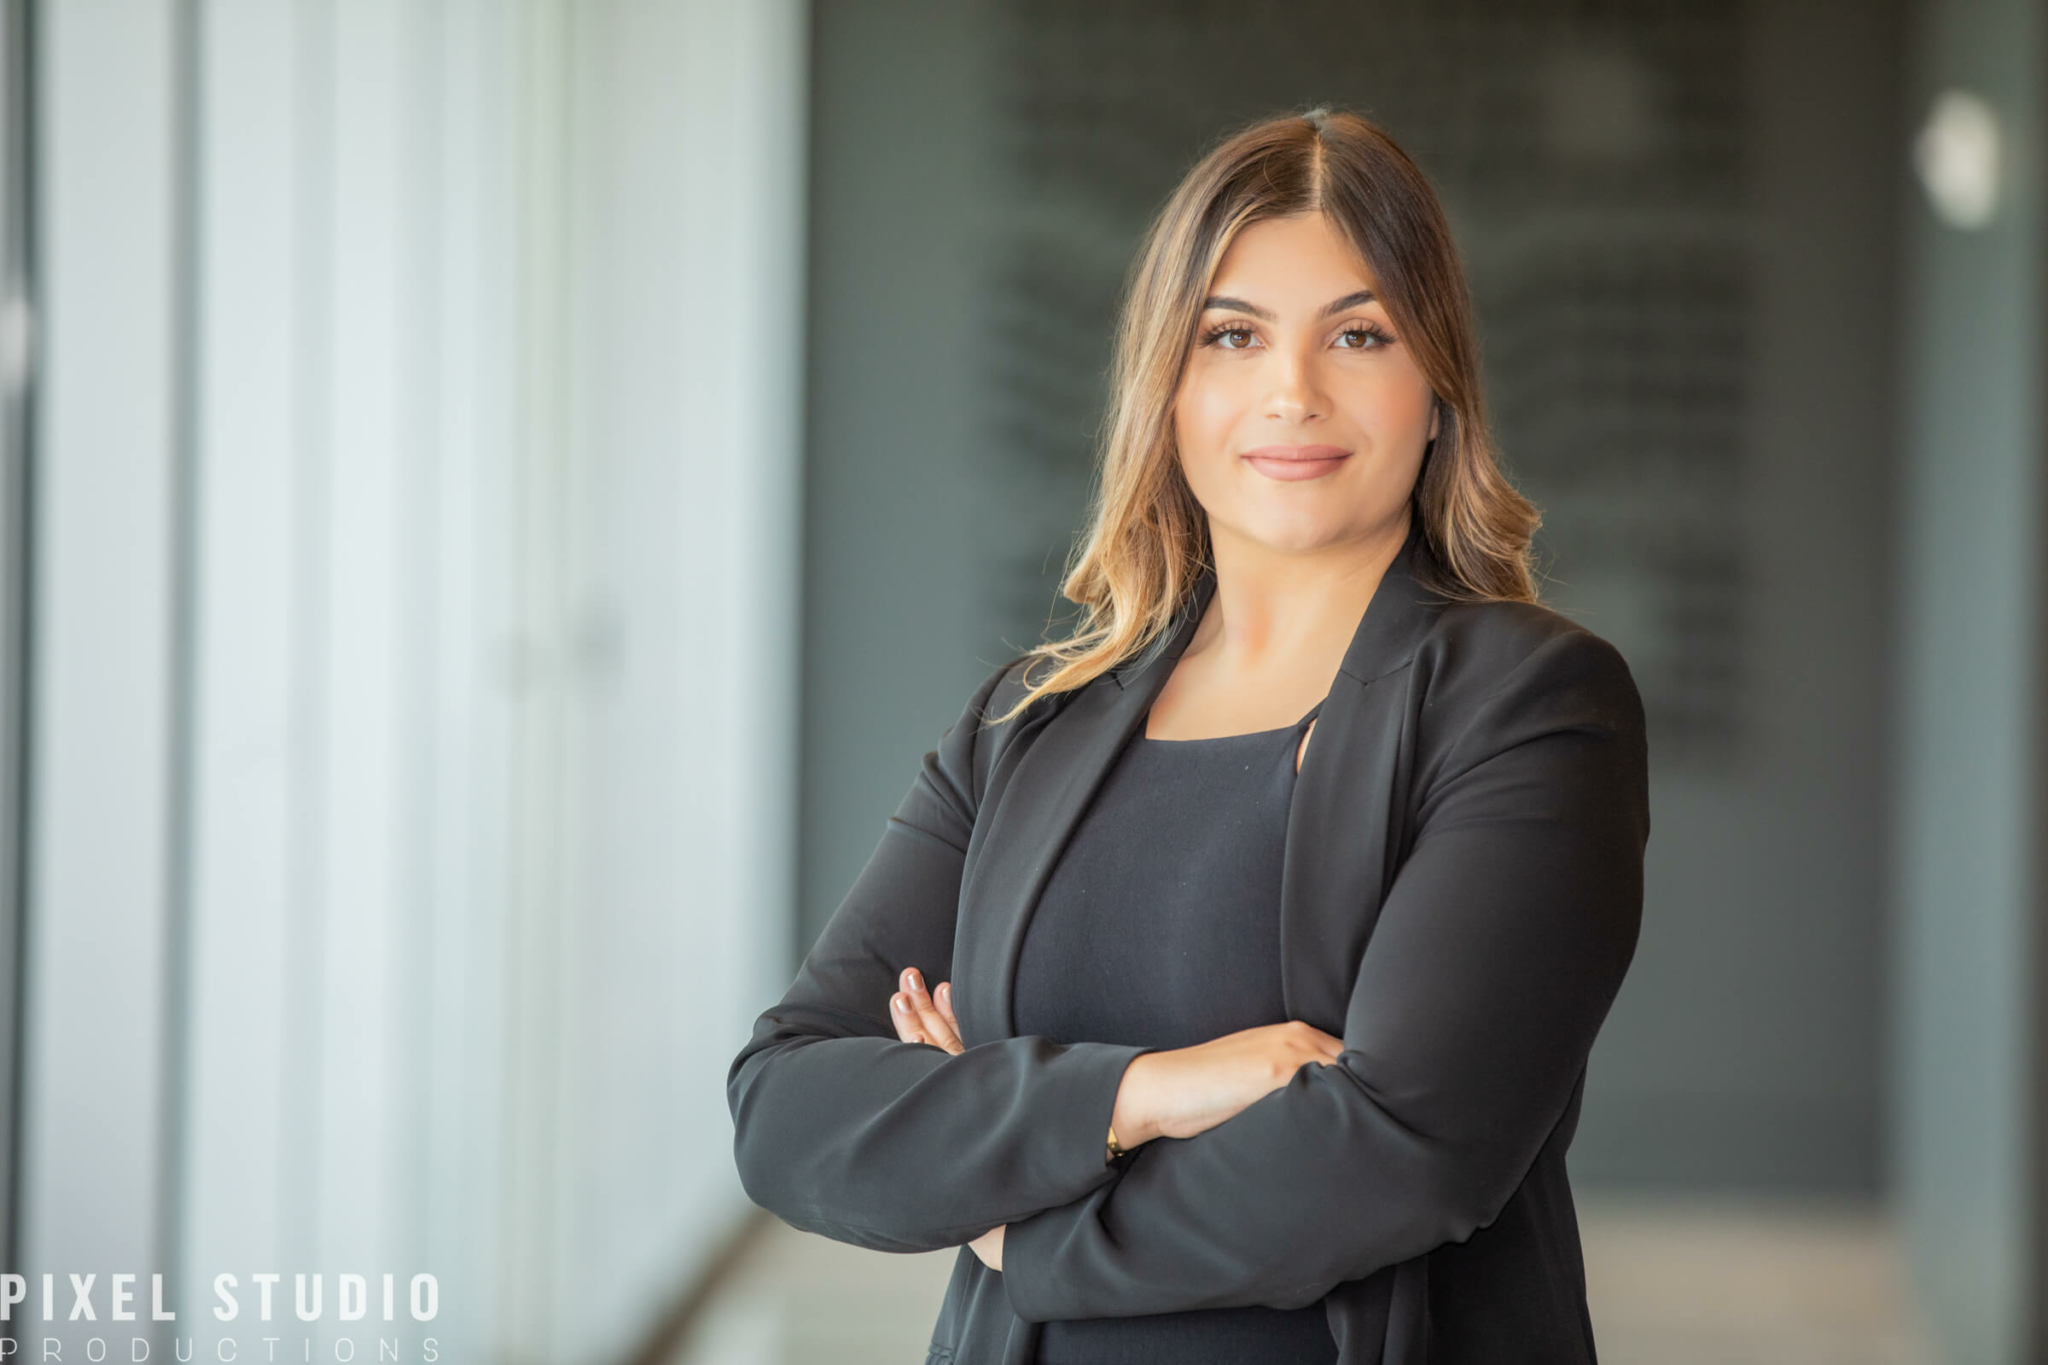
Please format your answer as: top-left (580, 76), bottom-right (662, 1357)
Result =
top-left (1428, 401), bottom-right (1442, 443)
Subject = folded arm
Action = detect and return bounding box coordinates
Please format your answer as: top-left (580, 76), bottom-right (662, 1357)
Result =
top-left (999, 628), bottom-right (1651, 1318)
top-left (726, 662), bottom-right (1153, 1253)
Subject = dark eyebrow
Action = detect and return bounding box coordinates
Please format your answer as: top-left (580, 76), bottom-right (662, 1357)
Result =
top-left (1200, 289), bottom-right (1377, 322)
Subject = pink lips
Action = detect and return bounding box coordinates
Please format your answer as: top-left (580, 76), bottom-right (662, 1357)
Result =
top-left (1241, 443), bottom-right (1351, 481)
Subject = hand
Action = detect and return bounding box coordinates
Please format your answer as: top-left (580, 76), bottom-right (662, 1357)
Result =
top-left (891, 971), bottom-right (1004, 1263)
top-left (889, 967), bottom-right (963, 1055)
top-left (1113, 1021), bottom-right (1344, 1146)
top-left (968, 1222), bottom-right (1004, 1271)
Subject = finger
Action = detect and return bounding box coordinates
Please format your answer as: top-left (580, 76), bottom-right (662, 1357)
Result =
top-left (913, 989), bottom-right (962, 1053)
top-left (923, 983), bottom-right (964, 1054)
top-left (1298, 1023), bottom-right (1344, 1059)
top-left (902, 968), bottom-right (963, 1054)
top-left (890, 993), bottom-right (927, 1045)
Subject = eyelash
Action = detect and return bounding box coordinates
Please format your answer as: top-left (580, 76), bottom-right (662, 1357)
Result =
top-left (1197, 321), bottom-right (1395, 352)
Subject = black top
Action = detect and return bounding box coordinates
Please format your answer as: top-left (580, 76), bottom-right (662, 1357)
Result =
top-left (1013, 703), bottom-right (1337, 1364)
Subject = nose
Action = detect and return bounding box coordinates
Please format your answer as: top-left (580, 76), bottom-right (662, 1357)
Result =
top-left (1264, 346), bottom-right (1329, 424)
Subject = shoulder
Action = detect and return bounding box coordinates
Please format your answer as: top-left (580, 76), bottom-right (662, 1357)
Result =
top-left (926, 651), bottom-right (1067, 813)
top-left (975, 652), bottom-right (1048, 729)
top-left (1413, 597), bottom-right (1645, 750)
top-left (1400, 597), bottom-right (1651, 841)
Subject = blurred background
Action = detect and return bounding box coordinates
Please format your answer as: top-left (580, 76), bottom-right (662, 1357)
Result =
top-left (0, 0), bottom-right (2041, 1363)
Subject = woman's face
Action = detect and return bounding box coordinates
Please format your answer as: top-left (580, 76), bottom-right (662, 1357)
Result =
top-left (1172, 211), bottom-right (1440, 558)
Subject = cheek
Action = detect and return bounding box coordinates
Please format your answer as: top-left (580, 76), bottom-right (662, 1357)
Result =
top-left (1385, 362), bottom-right (1439, 432)
top-left (1345, 362), bottom-right (1431, 425)
top-left (1172, 367), bottom-right (1252, 474)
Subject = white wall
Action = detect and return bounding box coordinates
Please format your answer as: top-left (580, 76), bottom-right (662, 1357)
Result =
top-left (19, 2), bottom-right (804, 1362)
top-left (1893, 0), bottom-right (2047, 1362)
top-left (541, 0), bottom-right (808, 1355)
top-left (18, 0), bottom-right (181, 1330)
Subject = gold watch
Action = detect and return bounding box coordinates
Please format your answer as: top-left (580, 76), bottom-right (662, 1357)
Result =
top-left (1106, 1123), bottom-right (1126, 1164)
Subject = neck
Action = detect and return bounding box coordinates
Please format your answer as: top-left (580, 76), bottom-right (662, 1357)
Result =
top-left (1190, 508), bottom-right (1411, 669)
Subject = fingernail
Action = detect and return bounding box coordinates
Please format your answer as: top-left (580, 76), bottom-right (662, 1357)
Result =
top-left (938, 983), bottom-right (950, 1003)
top-left (907, 969), bottom-right (921, 991)
top-left (894, 996), bottom-right (910, 1013)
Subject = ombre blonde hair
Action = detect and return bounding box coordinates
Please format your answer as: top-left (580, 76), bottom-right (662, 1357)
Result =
top-left (993, 106), bottom-right (1541, 725)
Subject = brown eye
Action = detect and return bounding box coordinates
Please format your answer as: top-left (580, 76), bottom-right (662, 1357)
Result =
top-left (1337, 324), bottom-right (1394, 350)
top-left (1201, 324), bottom-right (1257, 350)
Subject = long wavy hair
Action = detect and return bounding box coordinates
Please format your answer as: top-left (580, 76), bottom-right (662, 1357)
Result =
top-left (992, 106), bottom-right (1541, 724)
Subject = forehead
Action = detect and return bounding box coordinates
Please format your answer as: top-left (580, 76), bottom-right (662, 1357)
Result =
top-left (1208, 212), bottom-right (1378, 296)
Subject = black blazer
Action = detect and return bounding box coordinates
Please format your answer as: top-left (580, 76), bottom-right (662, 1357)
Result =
top-left (727, 517), bottom-right (1651, 1364)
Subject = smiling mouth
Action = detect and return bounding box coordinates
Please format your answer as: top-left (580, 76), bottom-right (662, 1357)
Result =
top-left (1241, 444), bottom-right (1352, 482)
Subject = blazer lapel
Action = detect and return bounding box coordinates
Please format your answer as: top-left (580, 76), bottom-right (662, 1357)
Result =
top-left (955, 574), bottom-right (1216, 1041)
top-left (1279, 516), bottom-right (1448, 1032)
top-left (957, 514), bottom-right (1446, 1044)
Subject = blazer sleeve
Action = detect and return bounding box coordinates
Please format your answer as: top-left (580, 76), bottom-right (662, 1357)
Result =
top-left (726, 659), bottom-right (1157, 1253)
top-left (999, 626), bottom-right (1650, 1319)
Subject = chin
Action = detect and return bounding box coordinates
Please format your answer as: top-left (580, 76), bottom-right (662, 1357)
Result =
top-left (1232, 514), bottom-right (1360, 557)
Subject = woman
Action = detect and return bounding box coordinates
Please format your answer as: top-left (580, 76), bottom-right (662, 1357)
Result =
top-left (727, 106), bottom-right (1650, 1365)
